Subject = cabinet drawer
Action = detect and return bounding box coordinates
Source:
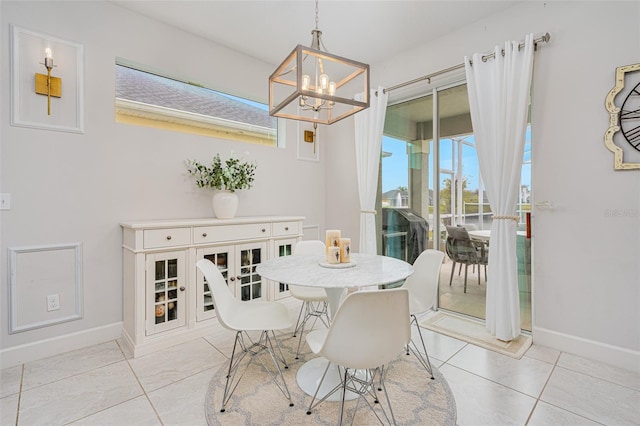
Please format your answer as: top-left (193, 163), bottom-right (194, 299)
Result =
top-left (272, 221), bottom-right (300, 237)
top-left (194, 223), bottom-right (271, 244)
top-left (143, 228), bottom-right (191, 249)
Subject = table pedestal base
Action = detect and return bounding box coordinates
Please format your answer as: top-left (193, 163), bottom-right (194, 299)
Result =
top-left (297, 357), bottom-right (367, 401)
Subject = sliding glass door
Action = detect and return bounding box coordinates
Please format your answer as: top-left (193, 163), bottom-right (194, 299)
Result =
top-left (379, 81), bottom-right (532, 331)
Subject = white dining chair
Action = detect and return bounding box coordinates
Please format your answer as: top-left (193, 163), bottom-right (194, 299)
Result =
top-left (196, 258), bottom-right (294, 412)
top-left (290, 240), bottom-right (330, 359)
top-left (402, 249), bottom-right (445, 379)
top-left (305, 288), bottom-right (410, 425)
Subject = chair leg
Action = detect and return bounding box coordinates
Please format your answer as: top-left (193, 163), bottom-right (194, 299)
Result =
top-left (306, 360), bottom-right (344, 415)
top-left (464, 264), bottom-right (469, 293)
top-left (408, 314), bottom-right (434, 379)
top-left (292, 302), bottom-right (306, 337)
top-left (293, 301), bottom-right (311, 359)
top-left (378, 366), bottom-right (398, 425)
top-left (307, 364), bottom-right (397, 425)
top-left (219, 330), bottom-right (294, 412)
top-left (338, 368), bottom-right (349, 426)
top-left (262, 331), bottom-right (294, 406)
top-left (449, 261), bottom-right (456, 286)
top-left (219, 331), bottom-right (248, 412)
top-left (347, 367), bottom-right (397, 425)
top-left (294, 301), bottom-right (329, 359)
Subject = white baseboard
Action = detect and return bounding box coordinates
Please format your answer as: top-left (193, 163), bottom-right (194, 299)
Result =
top-left (533, 326), bottom-right (640, 373)
top-left (120, 323), bottom-right (217, 358)
top-left (0, 322), bottom-right (122, 369)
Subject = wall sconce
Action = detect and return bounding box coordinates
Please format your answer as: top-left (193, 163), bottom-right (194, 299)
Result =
top-left (34, 48), bottom-right (61, 115)
top-left (304, 123), bottom-right (317, 153)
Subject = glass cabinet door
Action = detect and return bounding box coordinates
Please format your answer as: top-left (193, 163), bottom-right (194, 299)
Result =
top-left (146, 251), bottom-right (186, 334)
top-left (196, 247), bottom-right (235, 321)
top-left (272, 238), bottom-right (297, 300)
top-left (235, 241), bottom-right (267, 301)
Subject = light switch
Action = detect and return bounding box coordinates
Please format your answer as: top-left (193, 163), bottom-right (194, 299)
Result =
top-left (0, 193), bottom-right (10, 210)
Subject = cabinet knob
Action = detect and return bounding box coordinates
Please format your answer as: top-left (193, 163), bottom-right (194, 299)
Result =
top-left (261, 228), bottom-right (266, 232)
top-left (236, 276), bottom-right (241, 280)
top-left (166, 235), bottom-right (172, 240)
top-left (285, 227), bottom-right (289, 231)
top-left (202, 232), bottom-right (207, 237)
top-left (179, 286), bottom-right (185, 291)
top-left (230, 277), bottom-right (235, 281)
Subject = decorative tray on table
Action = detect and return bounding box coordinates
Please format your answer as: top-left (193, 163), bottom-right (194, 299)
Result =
top-left (318, 261), bottom-right (357, 269)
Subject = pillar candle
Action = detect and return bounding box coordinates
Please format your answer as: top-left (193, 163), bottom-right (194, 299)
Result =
top-left (325, 230), bottom-right (341, 254)
top-left (339, 238), bottom-right (351, 263)
top-left (327, 246), bottom-right (341, 264)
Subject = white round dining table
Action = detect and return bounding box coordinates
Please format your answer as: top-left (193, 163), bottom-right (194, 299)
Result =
top-left (256, 252), bottom-right (413, 400)
top-left (256, 252), bottom-right (414, 319)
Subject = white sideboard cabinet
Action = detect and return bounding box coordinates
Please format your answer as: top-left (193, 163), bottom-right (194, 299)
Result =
top-left (121, 216), bottom-right (304, 357)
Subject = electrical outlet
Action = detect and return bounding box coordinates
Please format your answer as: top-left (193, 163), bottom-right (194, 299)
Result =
top-left (47, 294), bottom-right (60, 311)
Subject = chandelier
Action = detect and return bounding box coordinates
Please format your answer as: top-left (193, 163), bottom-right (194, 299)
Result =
top-left (268, 0), bottom-right (370, 125)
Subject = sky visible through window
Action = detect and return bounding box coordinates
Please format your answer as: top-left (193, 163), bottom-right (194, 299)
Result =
top-left (382, 128), bottom-right (531, 193)
top-left (382, 136), bottom-right (408, 192)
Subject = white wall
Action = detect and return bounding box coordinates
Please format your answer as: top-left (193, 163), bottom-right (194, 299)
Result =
top-left (0, 1), bottom-right (326, 363)
top-left (325, 1), bottom-right (640, 371)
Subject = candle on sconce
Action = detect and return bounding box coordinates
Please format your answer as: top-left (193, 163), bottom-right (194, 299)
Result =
top-left (339, 238), bottom-right (351, 263)
top-left (325, 230), bottom-right (341, 254)
top-left (44, 48), bottom-right (54, 69)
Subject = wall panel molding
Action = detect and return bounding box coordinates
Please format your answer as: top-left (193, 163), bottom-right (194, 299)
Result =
top-left (8, 243), bottom-right (83, 333)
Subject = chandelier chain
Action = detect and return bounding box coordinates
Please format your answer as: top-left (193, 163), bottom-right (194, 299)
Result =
top-left (315, 0), bottom-right (319, 30)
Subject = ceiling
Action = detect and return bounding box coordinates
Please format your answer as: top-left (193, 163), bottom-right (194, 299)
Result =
top-left (110, 1), bottom-right (521, 66)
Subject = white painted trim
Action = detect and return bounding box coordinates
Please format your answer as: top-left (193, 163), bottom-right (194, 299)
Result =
top-left (0, 322), bottom-right (122, 369)
top-left (533, 326), bottom-right (640, 374)
top-left (302, 224), bottom-right (321, 241)
top-left (8, 243), bottom-right (83, 333)
top-left (10, 25), bottom-right (85, 133)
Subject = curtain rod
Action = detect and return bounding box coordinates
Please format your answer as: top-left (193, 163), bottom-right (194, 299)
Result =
top-left (380, 32), bottom-right (550, 95)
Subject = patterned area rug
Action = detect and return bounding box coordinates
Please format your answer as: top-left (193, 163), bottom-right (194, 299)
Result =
top-left (205, 333), bottom-right (457, 425)
top-left (421, 312), bottom-right (532, 359)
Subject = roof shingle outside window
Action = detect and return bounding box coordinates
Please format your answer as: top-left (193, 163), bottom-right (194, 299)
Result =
top-left (115, 64), bottom-right (277, 145)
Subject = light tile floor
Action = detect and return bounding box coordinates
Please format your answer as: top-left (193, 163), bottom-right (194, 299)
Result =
top-left (1, 299), bottom-right (639, 426)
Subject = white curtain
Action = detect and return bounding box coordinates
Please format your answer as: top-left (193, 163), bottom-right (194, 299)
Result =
top-left (465, 34), bottom-right (534, 341)
top-left (354, 87), bottom-right (388, 255)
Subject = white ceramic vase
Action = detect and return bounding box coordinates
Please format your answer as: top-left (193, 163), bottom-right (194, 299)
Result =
top-left (212, 190), bottom-right (238, 219)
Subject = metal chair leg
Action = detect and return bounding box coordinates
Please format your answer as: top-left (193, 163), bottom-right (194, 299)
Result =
top-left (294, 301), bottom-right (329, 359)
top-left (219, 330), bottom-right (294, 412)
top-left (408, 314), bottom-right (434, 379)
top-left (292, 302), bottom-right (306, 337)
